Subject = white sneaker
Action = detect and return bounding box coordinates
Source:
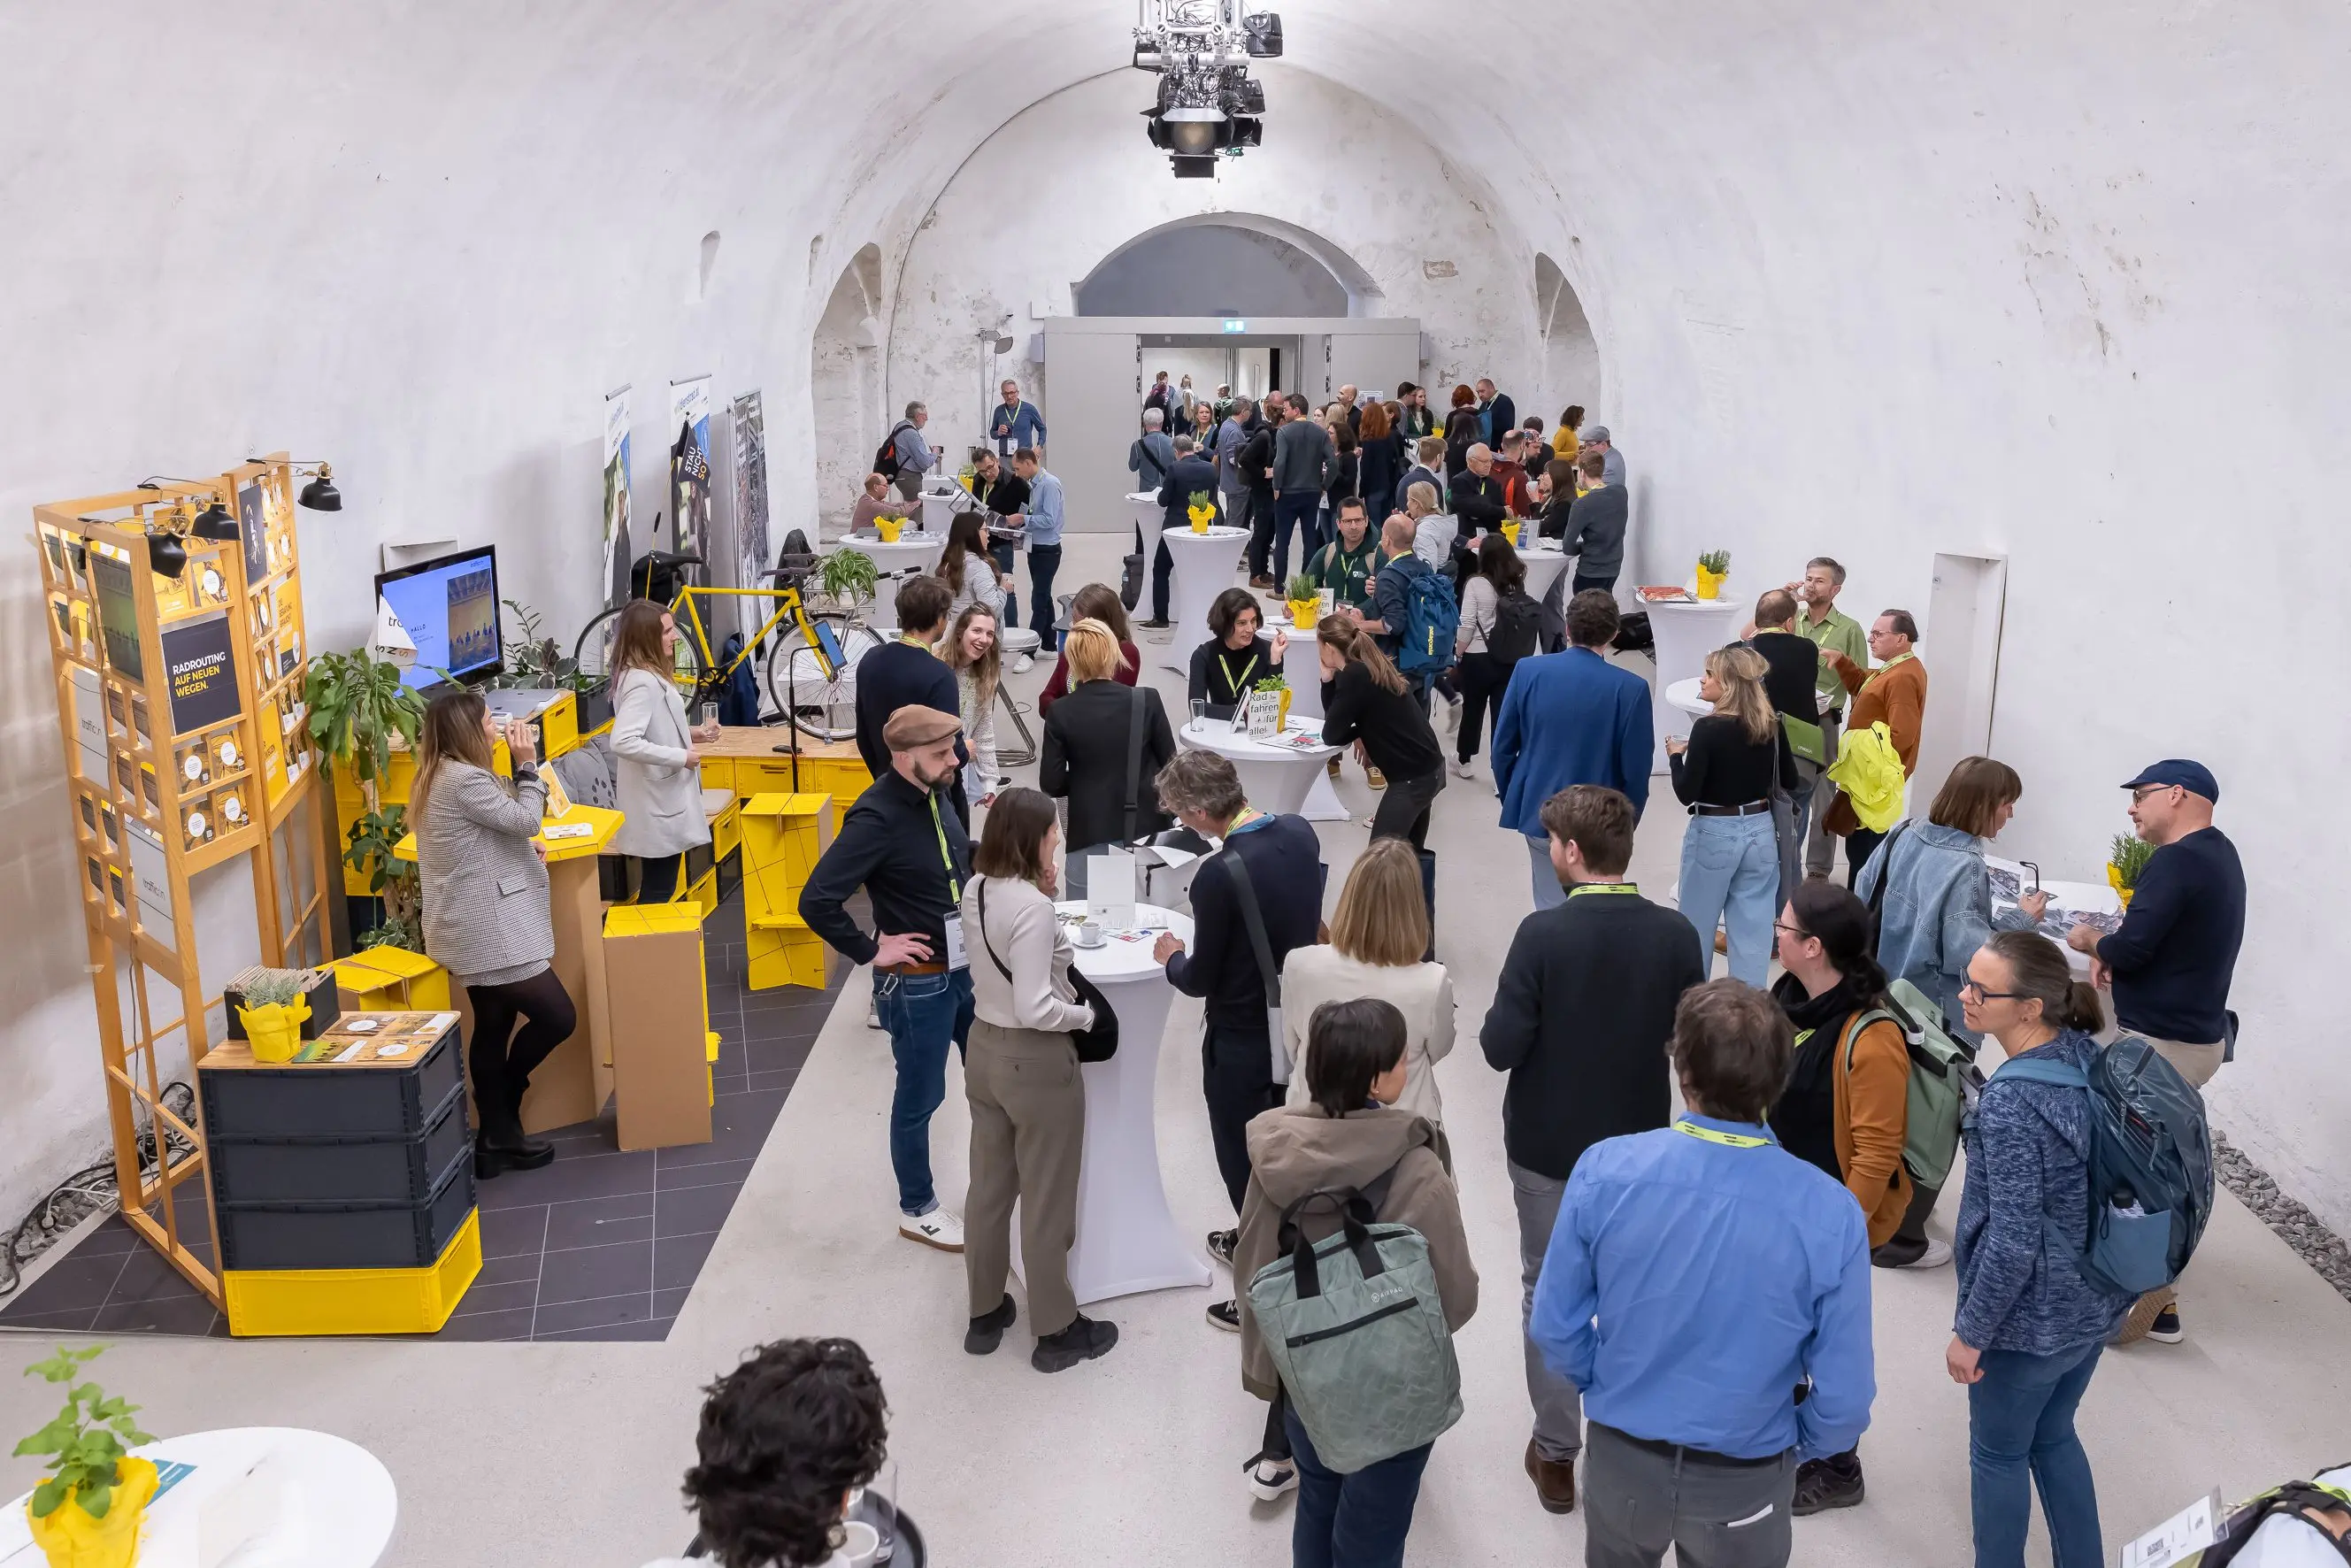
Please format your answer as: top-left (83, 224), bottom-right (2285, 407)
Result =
top-left (900, 1210), bottom-right (965, 1252)
top-left (1898, 1239), bottom-right (1953, 1270)
top-left (1442, 696), bottom-right (1463, 735)
top-left (1245, 1453), bottom-right (1299, 1502)
top-left (1448, 758), bottom-right (1475, 780)
top-left (1013, 653), bottom-right (1035, 673)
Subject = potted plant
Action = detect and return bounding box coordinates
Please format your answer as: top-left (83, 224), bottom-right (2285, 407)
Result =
top-left (1285, 573), bottom-right (1320, 630)
top-left (305, 647), bottom-right (427, 951)
top-left (14, 1345), bottom-right (158, 1568)
top-left (223, 965), bottom-right (334, 1047)
top-left (1186, 490), bottom-right (1218, 534)
top-left (230, 969), bottom-right (316, 1063)
top-left (1694, 550), bottom-right (1731, 601)
top-left (2107, 833), bottom-right (2155, 909)
top-left (817, 548), bottom-right (880, 615)
top-left (1252, 672), bottom-right (1292, 734)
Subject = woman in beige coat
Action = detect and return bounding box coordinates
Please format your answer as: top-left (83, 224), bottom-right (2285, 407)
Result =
top-left (959, 788), bottom-right (1116, 1374)
top-left (606, 599), bottom-right (718, 903)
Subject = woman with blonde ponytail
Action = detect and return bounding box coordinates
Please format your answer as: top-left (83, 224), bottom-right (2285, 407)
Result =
top-left (1040, 616), bottom-right (1175, 897)
top-left (1665, 643), bottom-right (1798, 983)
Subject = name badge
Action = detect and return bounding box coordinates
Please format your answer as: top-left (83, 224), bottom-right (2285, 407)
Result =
top-left (942, 913), bottom-right (970, 972)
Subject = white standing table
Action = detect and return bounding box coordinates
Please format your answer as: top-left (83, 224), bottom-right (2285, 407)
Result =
top-left (1128, 490), bottom-right (1164, 573)
top-left (1664, 675), bottom-right (1712, 747)
top-left (834, 531), bottom-right (948, 634)
top-left (1517, 540), bottom-right (1573, 603)
top-left (0, 1427), bottom-right (397, 1568)
top-left (1177, 717), bottom-right (1343, 819)
top-left (1644, 595), bottom-right (1749, 772)
top-left (1263, 618), bottom-right (1351, 821)
top-left (1012, 903), bottom-right (1210, 1305)
top-left (920, 488), bottom-right (963, 534)
top-left (1158, 525), bottom-right (1249, 672)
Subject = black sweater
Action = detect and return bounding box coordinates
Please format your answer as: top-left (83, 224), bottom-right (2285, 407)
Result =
top-left (1670, 714), bottom-right (1797, 808)
top-left (1188, 636), bottom-right (1279, 715)
top-left (2096, 826), bottom-right (2245, 1043)
top-left (1320, 662), bottom-right (1444, 781)
top-left (1166, 813), bottom-right (1324, 1033)
top-left (1479, 888), bottom-right (1709, 1180)
top-left (1039, 680), bottom-right (1176, 852)
top-left (852, 640), bottom-right (970, 826)
top-left (1750, 630), bottom-right (1821, 721)
top-left (798, 770), bottom-right (972, 968)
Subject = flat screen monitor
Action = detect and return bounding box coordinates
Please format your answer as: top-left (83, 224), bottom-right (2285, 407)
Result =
top-left (375, 546), bottom-right (503, 690)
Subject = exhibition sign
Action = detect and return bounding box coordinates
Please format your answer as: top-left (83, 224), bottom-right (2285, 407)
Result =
top-left (671, 374), bottom-right (713, 559)
top-left (603, 384), bottom-right (633, 609)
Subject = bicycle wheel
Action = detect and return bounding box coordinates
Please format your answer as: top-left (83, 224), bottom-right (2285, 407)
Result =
top-left (764, 615), bottom-right (884, 744)
top-left (575, 605), bottom-right (710, 698)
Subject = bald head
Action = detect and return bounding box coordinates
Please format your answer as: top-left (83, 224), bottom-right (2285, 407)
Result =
top-left (1381, 514), bottom-right (1417, 554)
top-left (1755, 588), bottom-right (1798, 629)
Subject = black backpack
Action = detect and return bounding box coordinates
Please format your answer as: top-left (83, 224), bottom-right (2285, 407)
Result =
top-left (873, 421), bottom-right (915, 480)
top-left (2187, 1474), bottom-right (2351, 1565)
top-left (1489, 588), bottom-right (1542, 665)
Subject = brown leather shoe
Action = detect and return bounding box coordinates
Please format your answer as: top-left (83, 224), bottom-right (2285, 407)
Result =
top-left (1713, 928), bottom-right (1729, 955)
top-left (1525, 1440), bottom-right (1576, 1514)
top-left (1249, 574), bottom-right (1275, 589)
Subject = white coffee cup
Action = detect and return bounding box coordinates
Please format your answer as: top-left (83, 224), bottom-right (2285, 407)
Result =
top-left (1077, 919), bottom-right (1105, 947)
top-left (837, 1519), bottom-right (882, 1567)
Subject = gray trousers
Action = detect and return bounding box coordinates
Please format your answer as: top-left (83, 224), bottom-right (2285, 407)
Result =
top-left (1801, 708), bottom-right (1844, 877)
top-left (1584, 1424), bottom-right (1796, 1568)
top-left (1509, 1159), bottom-right (1584, 1462)
top-left (964, 1020), bottom-right (1086, 1336)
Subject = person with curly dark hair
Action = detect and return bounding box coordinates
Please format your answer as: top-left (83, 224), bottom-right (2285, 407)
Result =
top-left (659, 1337), bottom-right (891, 1568)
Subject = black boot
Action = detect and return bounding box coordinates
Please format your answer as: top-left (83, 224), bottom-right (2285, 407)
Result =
top-left (964, 1294), bottom-right (1018, 1355)
top-left (1032, 1313), bottom-right (1118, 1372)
top-left (474, 1077), bottom-right (554, 1177)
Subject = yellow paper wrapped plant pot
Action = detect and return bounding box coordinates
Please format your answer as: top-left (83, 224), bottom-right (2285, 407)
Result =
top-left (1187, 490), bottom-right (1217, 534)
top-left (232, 969), bottom-right (314, 1064)
top-left (15, 1346), bottom-right (159, 1568)
top-left (1285, 573), bottom-right (1320, 630)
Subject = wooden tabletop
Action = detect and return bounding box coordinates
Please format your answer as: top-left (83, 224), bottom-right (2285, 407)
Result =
top-left (201, 1012), bottom-right (458, 1071)
top-left (701, 726), bottom-right (862, 762)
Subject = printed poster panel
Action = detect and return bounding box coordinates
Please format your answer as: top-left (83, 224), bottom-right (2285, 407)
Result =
top-left (732, 390), bottom-right (771, 596)
top-left (603, 385), bottom-right (633, 609)
top-left (237, 482), bottom-right (268, 584)
top-left (160, 611), bottom-right (242, 735)
top-left (670, 374), bottom-right (713, 559)
top-left (91, 553), bottom-right (144, 681)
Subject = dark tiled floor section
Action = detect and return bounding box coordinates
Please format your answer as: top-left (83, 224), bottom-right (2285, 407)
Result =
top-left (0, 888), bottom-right (846, 1342)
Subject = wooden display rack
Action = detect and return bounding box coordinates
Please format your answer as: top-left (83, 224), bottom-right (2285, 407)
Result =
top-left (33, 457), bottom-right (329, 1307)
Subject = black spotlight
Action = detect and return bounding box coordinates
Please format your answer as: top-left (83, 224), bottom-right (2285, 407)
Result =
top-left (191, 498), bottom-right (239, 541)
top-left (147, 529), bottom-right (188, 580)
top-left (299, 464), bottom-right (342, 511)
top-left (1172, 154), bottom-right (1219, 179)
top-left (1243, 12), bottom-right (1283, 57)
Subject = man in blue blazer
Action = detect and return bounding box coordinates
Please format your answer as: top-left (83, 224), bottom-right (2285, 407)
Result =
top-left (1493, 588), bottom-right (1653, 910)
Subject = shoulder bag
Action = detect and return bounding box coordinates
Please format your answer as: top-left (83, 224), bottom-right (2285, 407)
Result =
top-left (976, 880), bottom-right (1118, 1063)
top-left (1221, 850), bottom-right (1290, 1085)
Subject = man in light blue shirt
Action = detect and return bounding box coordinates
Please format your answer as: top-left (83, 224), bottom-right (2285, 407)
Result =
top-left (989, 379), bottom-right (1047, 462)
top-left (886, 401), bottom-right (935, 503)
top-left (1531, 980), bottom-right (1873, 1565)
top-left (1011, 450), bottom-right (1064, 657)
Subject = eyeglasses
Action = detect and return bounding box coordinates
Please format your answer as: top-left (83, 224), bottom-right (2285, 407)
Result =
top-left (2130, 784), bottom-right (2180, 803)
top-left (1772, 921), bottom-right (1813, 942)
top-left (1957, 979), bottom-right (2024, 1003)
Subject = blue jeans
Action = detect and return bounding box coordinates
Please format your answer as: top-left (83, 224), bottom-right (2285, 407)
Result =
top-left (1287, 1408), bottom-right (1433, 1568)
top-left (1272, 492), bottom-right (1321, 583)
top-left (1969, 1341), bottom-right (2105, 1568)
top-left (1527, 834), bottom-right (1565, 911)
top-left (1679, 811), bottom-right (1778, 985)
top-left (1027, 542), bottom-right (1063, 650)
top-left (988, 542), bottom-right (1019, 627)
top-left (872, 968), bottom-right (974, 1215)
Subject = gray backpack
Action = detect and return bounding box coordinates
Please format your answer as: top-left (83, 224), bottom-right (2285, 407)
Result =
top-left (1245, 1175), bottom-right (1462, 1473)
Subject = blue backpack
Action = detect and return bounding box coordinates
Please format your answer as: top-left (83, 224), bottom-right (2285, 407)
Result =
top-left (1996, 1037), bottom-right (2214, 1296)
top-left (1396, 566), bottom-right (1459, 678)
top-left (715, 633), bottom-right (762, 727)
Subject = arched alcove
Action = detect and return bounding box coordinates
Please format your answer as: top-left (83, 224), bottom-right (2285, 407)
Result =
top-left (1533, 251), bottom-right (1602, 426)
top-left (1075, 212), bottom-right (1381, 317)
top-left (811, 244), bottom-right (884, 527)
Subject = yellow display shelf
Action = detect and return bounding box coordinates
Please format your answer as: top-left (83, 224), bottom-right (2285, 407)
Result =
top-left (740, 792), bottom-right (840, 992)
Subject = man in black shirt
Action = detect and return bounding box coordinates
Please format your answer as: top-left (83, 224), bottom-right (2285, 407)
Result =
top-left (852, 576), bottom-right (969, 827)
top-left (1150, 435), bottom-right (1220, 628)
top-left (1747, 588), bottom-right (1825, 905)
top-left (958, 450), bottom-right (1031, 628)
top-left (1448, 444), bottom-right (1510, 574)
top-left (1240, 405), bottom-right (1282, 588)
top-left (1149, 749), bottom-right (1322, 1333)
top-left (1479, 785), bottom-right (1708, 1513)
top-left (800, 705), bottom-right (976, 1254)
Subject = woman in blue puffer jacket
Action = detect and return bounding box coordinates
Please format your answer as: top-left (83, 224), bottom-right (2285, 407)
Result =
top-left (1855, 756), bottom-right (2047, 1043)
top-left (1948, 930), bottom-right (2136, 1568)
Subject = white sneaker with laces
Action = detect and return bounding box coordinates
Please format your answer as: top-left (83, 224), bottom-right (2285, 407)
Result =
top-left (1449, 758), bottom-right (1475, 780)
top-left (1897, 1238), bottom-right (1953, 1270)
top-left (1442, 696), bottom-right (1463, 734)
top-left (900, 1210), bottom-right (965, 1253)
top-left (1246, 1453), bottom-right (1300, 1502)
top-left (1013, 653), bottom-right (1035, 673)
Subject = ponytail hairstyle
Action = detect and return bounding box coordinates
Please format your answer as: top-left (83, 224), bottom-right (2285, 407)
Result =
top-left (1786, 881), bottom-right (1889, 1009)
top-left (1703, 643), bottom-right (1779, 745)
top-left (1984, 930), bottom-right (2106, 1033)
top-left (1317, 616), bottom-right (1408, 696)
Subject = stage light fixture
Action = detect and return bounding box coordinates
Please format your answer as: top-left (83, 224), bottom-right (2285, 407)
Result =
top-left (1132, 0), bottom-right (1278, 176)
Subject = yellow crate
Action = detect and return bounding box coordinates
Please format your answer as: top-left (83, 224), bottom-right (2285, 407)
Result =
top-left (223, 1209), bottom-right (481, 1336)
top-left (689, 868), bottom-right (719, 919)
top-left (798, 757), bottom-right (872, 802)
top-left (328, 947), bottom-right (451, 1011)
top-left (711, 799), bottom-right (742, 862)
top-left (707, 1029), bottom-right (720, 1107)
top-left (700, 757), bottom-right (736, 795)
top-left (537, 690), bottom-right (580, 759)
top-left (748, 924), bottom-right (834, 991)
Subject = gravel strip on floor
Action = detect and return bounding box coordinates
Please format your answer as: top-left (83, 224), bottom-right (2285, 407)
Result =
top-left (2215, 1130), bottom-right (2351, 1304)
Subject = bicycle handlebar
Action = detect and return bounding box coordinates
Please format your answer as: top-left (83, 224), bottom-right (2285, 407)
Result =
top-left (643, 550), bottom-right (704, 569)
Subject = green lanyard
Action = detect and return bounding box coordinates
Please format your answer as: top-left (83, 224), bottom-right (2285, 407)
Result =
top-left (1672, 1118), bottom-right (1771, 1149)
top-left (1567, 882), bottom-right (1640, 898)
top-left (927, 793), bottom-right (961, 905)
top-left (1226, 652), bottom-right (1258, 701)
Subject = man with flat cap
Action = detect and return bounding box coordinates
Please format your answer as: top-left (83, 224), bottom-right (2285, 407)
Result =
top-left (801, 703), bottom-right (976, 1255)
top-left (2066, 757), bottom-right (2243, 1347)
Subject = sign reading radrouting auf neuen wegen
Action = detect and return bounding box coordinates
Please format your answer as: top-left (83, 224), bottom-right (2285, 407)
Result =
top-left (160, 611), bottom-right (243, 735)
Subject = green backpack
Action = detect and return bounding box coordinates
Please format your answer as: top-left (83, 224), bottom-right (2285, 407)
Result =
top-left (1246, 1180), bottom-right (1462, 1474)
top-left (1842, 978), bottom-right (1983, 1191)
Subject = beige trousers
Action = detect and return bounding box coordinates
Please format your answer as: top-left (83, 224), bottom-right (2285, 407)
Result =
top-left (964, 1019), bottom-right (1087, 1336)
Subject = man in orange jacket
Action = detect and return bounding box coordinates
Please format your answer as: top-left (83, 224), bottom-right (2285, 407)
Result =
top-left (1822, 609), bottom-right (1927, 887)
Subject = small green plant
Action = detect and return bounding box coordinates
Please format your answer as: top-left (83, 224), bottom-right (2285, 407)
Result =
top-left (817, 548), bottom-right (880, 607)
top-left (14, 1345), bottom-right (154, 1521)
top-left (1287, 573), bottom-right (1319, 602)
top-left (1254, 673), bottom-right (1289, 693)
top-left (2109, 833), bottom-right (2156, 890)
top-left (306, 647), bottom-right (426, 793)
top-left (1698, 550), bottom-right (1731, 575)
top-left (238, 968), bottom-right (311, 1008)
top-left (343, 802), bottom-right (421, 942)
top-left (495, 599), bottom-right (577, 689)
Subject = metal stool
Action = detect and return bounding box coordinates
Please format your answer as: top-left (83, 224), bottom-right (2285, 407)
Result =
top-left (995, 626), bottom-right (1042, 767)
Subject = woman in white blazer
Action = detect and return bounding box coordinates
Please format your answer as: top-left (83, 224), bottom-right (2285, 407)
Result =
top-left (607, 599), bottom-right (718, 903)
top-left (1281, 838), bottom-right (1456, 1156)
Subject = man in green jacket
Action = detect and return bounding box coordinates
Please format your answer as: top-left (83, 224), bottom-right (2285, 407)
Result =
top-left (1791, 556), bottom-right (1869, 879)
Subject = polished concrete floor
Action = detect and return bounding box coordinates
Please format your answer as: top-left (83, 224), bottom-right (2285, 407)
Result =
top-left (2, 533), bottom-right (2346, 1566)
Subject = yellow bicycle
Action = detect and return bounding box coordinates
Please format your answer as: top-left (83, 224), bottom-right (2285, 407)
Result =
top-left (572, 550), bottom-right (883, 743)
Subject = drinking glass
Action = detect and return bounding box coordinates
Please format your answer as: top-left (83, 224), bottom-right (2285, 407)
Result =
top-left (1188, 698), bottom-right (1206, 726)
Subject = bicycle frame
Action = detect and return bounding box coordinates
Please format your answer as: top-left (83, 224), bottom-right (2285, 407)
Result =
top-left (667, 583), bottom-right (842, 687)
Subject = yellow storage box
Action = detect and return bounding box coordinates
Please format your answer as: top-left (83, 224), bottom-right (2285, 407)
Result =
top-left (223, 1208), bottom-right (481, 1336)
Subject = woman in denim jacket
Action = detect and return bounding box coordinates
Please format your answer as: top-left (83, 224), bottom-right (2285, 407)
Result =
top-left (1855, 757), bottom-right (2048, 1042)
top-left (1948, 931), bottom-right (2135, 1568)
